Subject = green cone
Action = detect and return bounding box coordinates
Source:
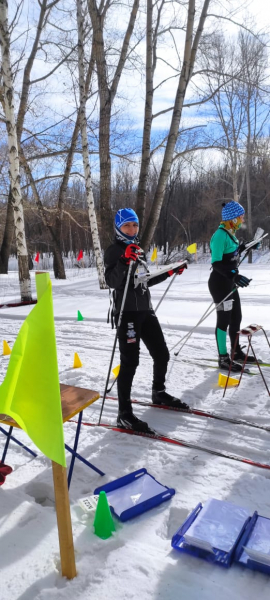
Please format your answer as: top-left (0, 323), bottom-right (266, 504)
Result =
top-left (93, 491), bottom-right (115, 540)
top-left (77, 310), bottom-right (84, 321)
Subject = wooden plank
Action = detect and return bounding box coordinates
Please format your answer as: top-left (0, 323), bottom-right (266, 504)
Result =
top-left (0, 384), bottom-right (100, 427)
top-left (60, 384), bottom-right (100, 422)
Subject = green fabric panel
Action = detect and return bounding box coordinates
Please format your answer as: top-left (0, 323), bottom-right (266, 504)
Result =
top-left (210, 225), bottom-right (239, 263)
top-left (216, 327), bottom-right (227, 355)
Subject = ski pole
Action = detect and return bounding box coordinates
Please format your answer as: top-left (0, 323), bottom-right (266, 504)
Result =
top-left (171, 252), bottom-right (253, 357)
top-left (155, 262), bottom-right (188, 312)
top-left (106, 266), bottom-right (180, 396)
top-left (107, 270), bottom-right (179, 394)
top-left (98, 260), bottom-right (133, 424)
top-left (172, 286), bottom-right (239, 356)
top-left (155, 272), bottom-right (178, 312)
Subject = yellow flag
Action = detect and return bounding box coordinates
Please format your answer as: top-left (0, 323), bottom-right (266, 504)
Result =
top-left (0, 276), bottom-right (66, 466)
top-left (112, 365), bottom-right (120, 378)
top-left (187, 243), bottom-right (197, 254)
top-left (150, 247), bottom-right (158, 262)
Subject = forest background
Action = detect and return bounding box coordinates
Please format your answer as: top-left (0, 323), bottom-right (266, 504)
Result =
top-left (0, 0), bottom-right (270, 299)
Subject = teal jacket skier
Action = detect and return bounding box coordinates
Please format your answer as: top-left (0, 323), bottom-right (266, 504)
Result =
top-left (208, 201), bottom-right (255, 371)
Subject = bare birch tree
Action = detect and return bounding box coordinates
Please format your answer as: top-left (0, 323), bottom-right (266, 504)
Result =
top-left (0, 143), bottom-right (13, 273)
top-left (77, 0), bottom-right (106, 287)
top-left (0, 0), bottom-right (31, 300)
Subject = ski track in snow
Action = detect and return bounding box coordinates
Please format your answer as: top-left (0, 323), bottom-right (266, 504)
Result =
top-left (1, 264), bottom-right (270, 599)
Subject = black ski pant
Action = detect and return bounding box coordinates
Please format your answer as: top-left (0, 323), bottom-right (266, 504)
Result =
top-left (208, 271), bottom-right (242, 355)
top-left (116, 310), bottom-right (170, 415)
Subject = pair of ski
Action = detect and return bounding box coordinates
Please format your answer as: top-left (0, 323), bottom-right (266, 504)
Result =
top-left (106, 395), bottom-right (270, 434)
top-left (176, 357), bottom-right (270, 375)
top-left (77, 417), bottom-right (270, 473)
top-left (71, 393), bottom-right (270, 473)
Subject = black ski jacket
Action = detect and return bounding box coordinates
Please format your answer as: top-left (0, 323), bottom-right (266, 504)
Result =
top-left (104, 239), bottom-right (169, 314)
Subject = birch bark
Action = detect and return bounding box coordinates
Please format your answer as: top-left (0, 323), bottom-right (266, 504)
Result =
top-left (0, 187), bottom-right (14, 273)
top-left (77, 0), bottom-right (106, 288)
top-left (0, 0), bottom-right (31, 300)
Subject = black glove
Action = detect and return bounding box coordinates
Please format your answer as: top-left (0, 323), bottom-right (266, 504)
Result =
top-left (234, 274), bottom-right (251, 288)
top-left (239, 241), bottom-right (260, 254)
top-left (238, 242), bottom-right (246, 254)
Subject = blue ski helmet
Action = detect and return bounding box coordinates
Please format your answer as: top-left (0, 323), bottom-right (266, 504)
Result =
top-left (115, 208), bottom-right (139, 229)
top-left (222, 201), bottom-right (245, 221)
top-left (114, 208), bottom-right (139, 244)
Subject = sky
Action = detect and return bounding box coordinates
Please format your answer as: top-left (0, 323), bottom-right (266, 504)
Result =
top-left (2, 0), bottom-right (270, 186)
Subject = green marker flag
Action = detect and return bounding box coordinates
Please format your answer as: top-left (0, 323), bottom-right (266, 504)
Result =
top-left (0, 276), bottom-right (66, 467)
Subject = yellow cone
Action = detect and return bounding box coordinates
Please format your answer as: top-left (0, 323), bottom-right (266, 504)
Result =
top-left (3, 340), bottom-right (11, 356)
top-left (112, 364), bottom-right (120, 378)
top-left (73, 352), bottom-right (83, 368)
top-left (218, 373), bottom-right (239, 388)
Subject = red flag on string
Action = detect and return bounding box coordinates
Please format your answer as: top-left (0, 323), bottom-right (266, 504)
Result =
top-left (34, 253), bottom-right (40, 263)
top-left (77, 250), bottom-right (83, 261)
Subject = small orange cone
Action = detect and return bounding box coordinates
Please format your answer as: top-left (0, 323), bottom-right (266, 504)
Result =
top-left (218, 373), bottom-right (239, 388)
top-left (73, 352), bottom-right (83, 368)
top-left (3, 340), bottom-right (11, 356)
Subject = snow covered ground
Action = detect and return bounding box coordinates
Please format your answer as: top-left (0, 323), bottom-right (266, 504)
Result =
top-left (1, 262), bottom-right (270, 599)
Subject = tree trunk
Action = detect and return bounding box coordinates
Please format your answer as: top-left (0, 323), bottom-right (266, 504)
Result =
top-left (0, 0), bottom-right (31, 300)
top-left (99, 93), bottom-right (112, 246)
top-left (52, 48), bottom-right (95, 276)
top-left (136, 0), bottom-right (153, 228)
top-left (232, 152), bottom-right (239, 202)
top-left (246, 152), bottom-right (253, 264)
top-left (142, 0), bottom-right (208, 249)
top-left (77, 0), bottom-right (106, 288)
top-left (87, 0), bottom-right (139, 243)
top-left (0, 187), bottom-right (14, 273)
top-left (53, 243), bottom-right (66, 279)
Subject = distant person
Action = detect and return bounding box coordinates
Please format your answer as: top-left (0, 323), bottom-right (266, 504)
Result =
top-left (208, 201), bottom-right (256, 371)
top-left (104, 207), bottom-right (189, 433)
top-left (28, 254), bottom-right (33, 270)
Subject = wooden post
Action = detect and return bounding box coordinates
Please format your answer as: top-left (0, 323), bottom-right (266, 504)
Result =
top-left (52, 461), bottom-right (77, 579)
top-left (35, 272), bottom-right (77, 579)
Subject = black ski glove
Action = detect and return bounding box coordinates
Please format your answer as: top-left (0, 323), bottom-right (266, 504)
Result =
top-left (234, 274), bottom-right (251, 288)
top-left (238, 242), bottom-right (247, 254)
top-left (239, 241), bottom-right (260, 254)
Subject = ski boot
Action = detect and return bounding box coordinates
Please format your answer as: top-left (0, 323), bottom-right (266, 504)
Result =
top-left (218, 353), bottom-right (243, 372)
top-left (117, 411), bottom-right (154, 433)
top-left (152, 389), bottom-right (190, 410)
top-left (231, 347), bottom-right (257, 364)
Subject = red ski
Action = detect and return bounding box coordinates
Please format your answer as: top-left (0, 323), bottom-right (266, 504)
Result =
top-left (0, 299), bottom-right (37, 309)
top-left (69, 419), bottom-right (270, 472)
